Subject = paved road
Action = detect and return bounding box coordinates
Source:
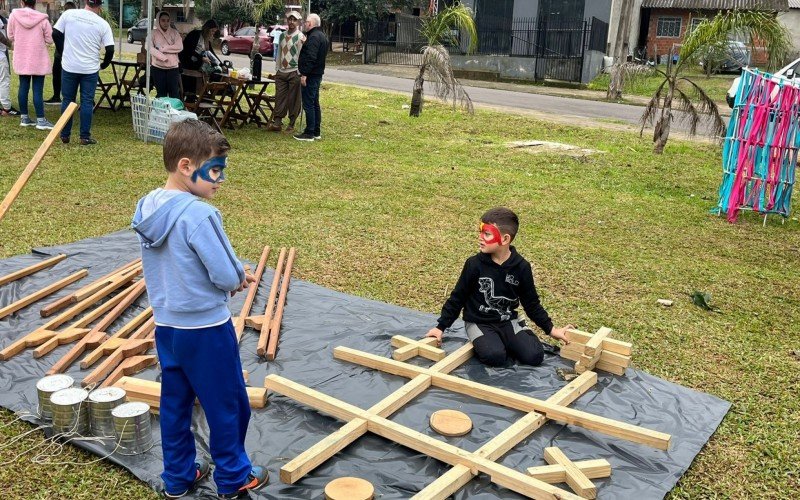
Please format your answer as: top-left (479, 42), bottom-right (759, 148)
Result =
top-left (120, 40), bottom-right (726, 136)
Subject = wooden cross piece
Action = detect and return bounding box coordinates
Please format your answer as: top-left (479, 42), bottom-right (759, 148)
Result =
top-left (391, 335), bottom-right (445, 362)
top-left (526, 447), bottom-right (611, 499)
top-left (559, 328), bottom-right (632, 376)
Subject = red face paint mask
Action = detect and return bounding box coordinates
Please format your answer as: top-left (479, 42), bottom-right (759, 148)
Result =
top-left (479, 222), bottom-right (503, 245)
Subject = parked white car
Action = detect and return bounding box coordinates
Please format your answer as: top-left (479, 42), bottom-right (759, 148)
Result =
top-left (726, 56), bottom-right (800, 107)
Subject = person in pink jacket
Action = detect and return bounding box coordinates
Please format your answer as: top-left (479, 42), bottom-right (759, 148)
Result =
top-left (147, 11), bottom-right (182, 98)
top-left (8, 0), bottom-right (53, 129)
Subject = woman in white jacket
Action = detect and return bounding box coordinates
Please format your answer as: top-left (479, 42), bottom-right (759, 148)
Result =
top-left (147, 11), bottom-right (182, 98)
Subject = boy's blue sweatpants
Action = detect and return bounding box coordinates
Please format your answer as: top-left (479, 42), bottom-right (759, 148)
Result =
top-left (155, 319), bottom-right (252, 495)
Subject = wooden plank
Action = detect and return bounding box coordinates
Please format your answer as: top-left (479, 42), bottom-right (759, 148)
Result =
top-left (80, 314), bottom-right (154, 369)
top-left (559, 346), bottom-right (628, 375)
top-left (116, 376), bottom-right (269, 410)
top-left (266, 374), bottom-right (582, 500)
top-left (265, 247), bottom-right (296, 361)
top-left (0, 269), bottom-right (87, 319)
top-left (369, 375), bottom-right (431, 418)
top-left (561, 343), bottom-right (631, 368)
top-left (256, 247), bottom-right (286, 357)
top-left (101, 355), bottom-right (157, 388)
top-left (412, 372), bottom-right (597, 500)
top-left (0, 102), bottom-right (78, 222)
top-left (543, 447), bottom-right (597, 499)
top-left (234, 245), bottom-right (270, 342)
top-left (566, 329), bottom-right (631, 356)
top-left (0, 254), bottom-right (67, 286)
top-left (72, 263), bottom-right (141, 302)
top-left (583, 327), bottom-right (612, 357)
top-left (335, 347), bottom-right (671, 450)
top-left (429, 343), bottom-right (474, 374)
top-left (391, 335), bottom-right (445, 362)
top-left (248, 387), bottom-right (268, 408)
top-left (527, 459), bottom-right (611, 483)
top-left (39, 259), bottom-right (141, 317)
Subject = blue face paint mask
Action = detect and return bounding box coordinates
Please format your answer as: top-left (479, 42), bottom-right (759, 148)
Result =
top-left (191, 156), bottom-right (227, 184)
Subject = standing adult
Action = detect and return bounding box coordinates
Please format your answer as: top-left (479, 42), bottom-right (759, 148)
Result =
top-left (7, 0), bottom-right (54, 130)
top-left (148, 11), bottom-right (182, 99)
top-left (0, 10), bottom-right (19, 116)
top-left (53, 0), bottom-right (114, 145)
top-left (268, 11), bottom-right (304, 133)
top-left (179, 19), bottom-right (218, 95)
top-left (294, 13), bottom-right (327, 142)
top-left (45, 0), bottom-right (75, 105)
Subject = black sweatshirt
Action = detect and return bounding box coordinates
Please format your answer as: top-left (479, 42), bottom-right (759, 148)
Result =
top-left (436, 247), bottom-right (554, 335)
top-left (298, 26), bottom-right (328, 76)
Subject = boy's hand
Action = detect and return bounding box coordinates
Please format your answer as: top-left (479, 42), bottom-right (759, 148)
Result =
top-left (550, 325), bottom-right (574, 345)
top-left (425, 327), bottom-right (443, 347)
top-left (230, 272), bottom-right (257, 296)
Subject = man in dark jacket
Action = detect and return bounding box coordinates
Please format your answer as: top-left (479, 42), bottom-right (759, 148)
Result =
top-left (294, 13), bottom-right (328, 142)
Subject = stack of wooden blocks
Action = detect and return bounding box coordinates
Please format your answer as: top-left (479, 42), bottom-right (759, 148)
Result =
top-left (559, 327), bottom-right (632, 375)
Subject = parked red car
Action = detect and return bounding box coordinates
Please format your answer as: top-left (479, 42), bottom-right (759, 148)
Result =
top-left (220, 26), bottom-right (274, 56)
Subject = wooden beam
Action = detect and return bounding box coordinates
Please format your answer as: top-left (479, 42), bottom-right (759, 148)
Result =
top-left (560, 344), bottom-right (630, 368)
top-left (234, 245), bottom-right (270, 342)
top-left (391, 335), bottom-right (445, 362)
top-left (77, 307), bottom-right (152, 369)
top-left (256, 247), bottom-right (286, 356)
top-left (265, 374), bottom-right (583, 500)
top-left (334, 347), bottom-right (671, 450)
top-left (0, 269), bottom-right (87, 320)
top-left (100, 354), bottom-right (157, 388)
top-left (543, 447), bottom-right (597, 499)
top-left (566, 329), bottom-right (631, 356)
top-left (559, 346), bottom-right (628, 376)
top-left (277, 344), bottom-right (472, 484)
top-left (412, 371), bottom-right (597, 500)
top-left (0, 254), bottom-right (67, 286)
top-left (583, 327), bottom-right (612, 357)
top-left (46, 284), bottom-right (149, 374)
top-left (80, 319), bottom-right (155, 387)
top-left (0, 102), bottom-right (78, 222)
top-left (265, 247), bottom-right (296, 361)
top-left (114, 376), bottom-right (268, 410)
top-left (39, 259), bottom-right (141, 317)
top-left (527, 459), bottom-right (611, 483)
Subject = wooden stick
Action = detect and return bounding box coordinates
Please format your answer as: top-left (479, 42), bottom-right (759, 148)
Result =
top-left (256, 247), bottom-right (286, 357)
top-left (527, 459), bottom-right (611, 483)
top-left (566, 329), bottom-right (631, 356)
top-left (234, 245), bottom-right (270, 342)
top-left (81, 322), bottom-right (155, 387)
top-left (277, 343), bottom-right (474, 485)
top-left (266, 374), bottom-right (583, 500)
top-left (0, 270), bottom-right (140, 361)
top-left (391, 335), bottom-right (445, 362)
top-left (0, 269), bottom-right (87, 320)
top-left (39, 258), bottom-right (140, 317)
top-left (0, 102), bottom-right (78, 223)
top-left (334, 346), bottom-right (671, 450)
top-left (114, 376), bottom-right (268, 409)
top-left (265, 247), bottom-right (296, 361)
top-left (100, 354), bottom-right (157, 388)
top-left (0, 254), bottom-right (67, 286)
top-left (78, 307), bottom-right (153, 369)
top-left (47, 281), bottom-right (148, 374)
top-left (412, 372), bottom-right (597, 500)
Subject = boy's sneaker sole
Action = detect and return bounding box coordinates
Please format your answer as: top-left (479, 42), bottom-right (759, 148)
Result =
top-left (163, 459), bottom-right (211, 498)
top-left (20, 121), bottom-right (35, 127)
top-left (36, 123), bottom-right (54, 130)
top-left (218, 468), bottom-right (269, 498)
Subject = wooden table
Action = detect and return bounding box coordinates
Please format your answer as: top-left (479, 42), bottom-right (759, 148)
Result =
top-left (110, 61), bottom-right (144, 111)
top-left (233, 78), bottom-right (276, 128)
top-left (94, 73), bottom-right (116, 111)
top-left (187, 75), bottom-right (245, 132)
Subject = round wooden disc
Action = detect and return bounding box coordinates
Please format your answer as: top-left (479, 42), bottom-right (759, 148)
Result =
top-left (430, 409), bottom-right (473, 437)
top-left (324, 477), bottom-right (374, 500)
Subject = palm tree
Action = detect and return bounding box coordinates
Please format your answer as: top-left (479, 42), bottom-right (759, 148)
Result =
top-left (640, 10), bottom-right (790, 154)
top-left (409, 3), bottom-right (477, 117)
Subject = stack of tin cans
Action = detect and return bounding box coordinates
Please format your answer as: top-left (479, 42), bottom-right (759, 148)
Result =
top-left (50, 387), bottom-right (90, 435)
top-left (88, 387), bottom-right (127, 437)
top-left (35, 374), bottom-right (74, 422)
top-left (111, 402), bottom-right (153, 455)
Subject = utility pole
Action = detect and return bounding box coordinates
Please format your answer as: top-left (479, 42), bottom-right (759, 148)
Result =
top-left (607, 0), bottom-right (634, 100)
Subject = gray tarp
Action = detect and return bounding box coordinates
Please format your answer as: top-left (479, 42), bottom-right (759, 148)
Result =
top-left (0, 230), bottom-right (730, 499)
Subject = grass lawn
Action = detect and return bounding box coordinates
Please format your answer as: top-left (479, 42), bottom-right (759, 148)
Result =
top-left (588, 65), bottom-right (738, 105)
top-left (0, 75), bottom-right (798, 499)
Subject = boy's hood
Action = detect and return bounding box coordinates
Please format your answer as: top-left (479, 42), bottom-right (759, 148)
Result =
top-left (13, 8), bottom-right (49, 29)
top-left (132, 192), bottom-right (197, 248)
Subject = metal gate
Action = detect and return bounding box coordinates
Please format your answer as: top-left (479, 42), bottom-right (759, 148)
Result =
top-left (364, 16), bottom-right (608, 84)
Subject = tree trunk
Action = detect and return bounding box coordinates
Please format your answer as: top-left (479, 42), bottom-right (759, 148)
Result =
top-left (653, 78), bottom-right (675, 154)
top-left (606, 0), bottom-right (633, 100)
top-left (410, 64), bottom-right (426, 117)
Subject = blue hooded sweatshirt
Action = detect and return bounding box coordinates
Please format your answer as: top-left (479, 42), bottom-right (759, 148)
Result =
top-left (131, 189), bottom-right (245, 328)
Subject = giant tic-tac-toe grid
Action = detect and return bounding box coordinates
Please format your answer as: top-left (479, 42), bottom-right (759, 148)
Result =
top-left (265, 330), bottom-right (671, 500)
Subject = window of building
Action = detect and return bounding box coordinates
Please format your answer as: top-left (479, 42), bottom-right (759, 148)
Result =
top-left (175, 9), bottom-right (186, 23)
top-left (412, 7), bottom-right (421, 16)
top-left (689, 17), bottom-right (706, 33)
top-left (656, 17), bottom-right (682, 38)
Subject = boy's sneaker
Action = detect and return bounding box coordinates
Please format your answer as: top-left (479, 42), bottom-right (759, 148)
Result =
top-left (163, 458), bottom-right (211, 499)
top-left (44, 96), bottom-right (61, 105)
top-left (293, 132), bottom-right (315, 142)
top-left (2, 107), bottom-right (20, 116)
top-left (20, 116), bottom-right (34, 127)
top-left (218, 466), bottom-right (269, 498)
top-left (36, 119), bottom-right (55, 130)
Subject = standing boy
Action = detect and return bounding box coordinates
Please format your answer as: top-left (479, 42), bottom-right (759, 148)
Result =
top-left (426, 207), bottom-right (572, 366)
top-left (132, 120), bottom-right (268, 499)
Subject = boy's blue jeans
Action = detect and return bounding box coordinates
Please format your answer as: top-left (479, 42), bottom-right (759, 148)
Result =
top-left (18, 75), bottom-right (45, 118)
top-left (60, 70), bottom-right (98, 140)
top-left (301, 74), bottom-right (322, 136)
top-left (155, 319), bottom-right (252, 495)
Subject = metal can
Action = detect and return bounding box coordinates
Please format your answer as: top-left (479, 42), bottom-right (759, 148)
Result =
top-left (36, 375), bottom-right (74, 421)
top-left (50, 387), bottom-right (90, 435)
top-left (88, 387), bottom-right (127, 437)
top-left (112, 401), bottom-right (153, 455)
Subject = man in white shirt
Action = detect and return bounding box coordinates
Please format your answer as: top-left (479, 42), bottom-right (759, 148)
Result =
top-left (53, 0), bottom-right (114, 145)
top-left (0, 13), bottom-right (19, 116)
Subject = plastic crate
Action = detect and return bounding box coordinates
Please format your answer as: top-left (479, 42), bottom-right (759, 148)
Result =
top-left (131, 94), bottom-right (173, 144)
